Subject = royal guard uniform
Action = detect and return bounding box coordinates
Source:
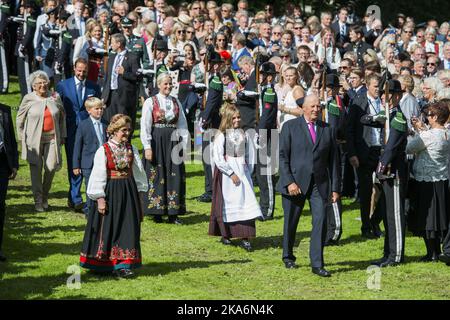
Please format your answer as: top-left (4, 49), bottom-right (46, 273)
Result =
top-left (15, 1), bottom-right (38, 97)
top-left (197, 51), bottom-right (224, 203)
top-left (322, 74), bottom-right (346, 245)
top-left (0, 1), bottom-right (11, 94)
top-left (53, 11), bottom-right (72, 84)
top-left (255, 62), bottom-right (278, 220)
top-left (366, 80), bottom-right (408, 267)
top-left (145, 39), bottom-right (169, 96)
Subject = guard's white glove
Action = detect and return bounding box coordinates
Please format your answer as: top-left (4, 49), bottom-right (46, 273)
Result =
top-left (372, 114), bottom-right (387, 124)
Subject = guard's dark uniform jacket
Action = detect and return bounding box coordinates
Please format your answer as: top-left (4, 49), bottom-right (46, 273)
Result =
top-left (199, 75), bottom-right (223, 130)
top-left (15, 14), bottom-right (36, 97)
top-left (325, 95), bottom-right (346, 142)
top-left (236, 70), bottom-right (257, 131)
top-left (366, 106), bottom-right (408, 264)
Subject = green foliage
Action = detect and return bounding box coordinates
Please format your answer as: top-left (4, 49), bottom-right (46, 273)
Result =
top-left (1, 79), bottom-right (450, 299)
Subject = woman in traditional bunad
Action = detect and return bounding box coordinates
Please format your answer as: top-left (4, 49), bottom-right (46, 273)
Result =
top-left (140, 72), bottom-right (189, 224)
top-left (208, 104), bottom-right (263, 251)
top-left (80, 114), bottom-right (148, 278)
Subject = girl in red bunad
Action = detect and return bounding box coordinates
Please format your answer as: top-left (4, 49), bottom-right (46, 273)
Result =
top-left (80, 114), bottom-right (148, 278)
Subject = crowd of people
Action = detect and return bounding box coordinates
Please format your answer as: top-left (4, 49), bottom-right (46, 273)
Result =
top-left (0, 0), bottom-right (450, 278)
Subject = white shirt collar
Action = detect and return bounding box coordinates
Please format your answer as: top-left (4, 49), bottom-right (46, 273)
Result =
top-left (75, 77), bottom-right (85, 86)
top-left (90, 116), bottom-right (101, 124)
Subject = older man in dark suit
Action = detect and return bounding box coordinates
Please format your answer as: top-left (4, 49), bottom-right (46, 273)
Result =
top-left (0, 103), bottom-right (19, 262)
top-left (102, 33), bottom-right (140, 129)
top-left (278, 94), bottom-right (340, 277)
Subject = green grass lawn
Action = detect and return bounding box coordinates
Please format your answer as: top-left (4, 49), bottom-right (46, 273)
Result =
top-left (0, 77), bottom-right (449, 300)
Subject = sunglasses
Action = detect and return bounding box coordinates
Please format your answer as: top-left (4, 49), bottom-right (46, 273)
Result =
top-left (217, 38), bottom-right (226, 41)
top-left (272, 32), bottom-right (281, 35)
top-left (427, 113), bottom-right (434, 117)
top-left (308, 60), bottom-right (318, 63)
top-left (177, 30), bottom-right (186, 34)
top-left (427, 62), bottom-right (436, 66)
top-left (339, 66), bottom-right (349, 69)
top-left (281, 55), bottom-right (290, 58)
top-left (403, 30), bottom-right (413, 34)
top-left (186, 30), bottom-right (194, 34)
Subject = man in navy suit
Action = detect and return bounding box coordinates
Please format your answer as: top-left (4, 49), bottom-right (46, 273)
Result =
top-left (56, 57), bottom-right (101, 212)
top-left (231, 32), bottom-right (251, 72)
top-left (73, 97), bottom-right (108, 215)
top-left (277, 94), bottom-right (340, 277)
top-left (331, 7), bottom-right (350, 56)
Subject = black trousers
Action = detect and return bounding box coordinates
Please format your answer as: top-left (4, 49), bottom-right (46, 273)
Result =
top-left (442, 227), bottom-right (450, 256)
top-left (17, 55), bottom-right (32, 97)
top-left (380, 177), bottom-right (406, 262)
top-left (0, 41), bottom-right (9, 93)
top-left (255, 137), bottom-right (276, 217)
top-left (282, 180), bottom-right (328, 268)
top-left (326, 199), bottom-right (343, 242)
top-left (356, 146), bottom-right (382, 233)
top-left (202, 129), bottom-right (213, 195)
top-left (0, 152), bottom-right (10, 251)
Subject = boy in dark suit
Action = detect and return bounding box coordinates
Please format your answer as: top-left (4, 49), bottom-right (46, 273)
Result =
top-left (73, 97), bottom-right (108, 216)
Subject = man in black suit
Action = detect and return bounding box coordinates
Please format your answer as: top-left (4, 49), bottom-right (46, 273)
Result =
top-left (236, 55), bottom-right (257, 131)
top-left (345, 25), bottom-right (372, 68)
top-left (346, 74), bottom-right (384, 239)
top-left (0, 103), bottom-right (19, 262)
top-left (102, 33), bottom-right (140, 129)
top-left (331, 6), bottom-right (350, 55)
top-left (278, 94), bottom-right (340, 277)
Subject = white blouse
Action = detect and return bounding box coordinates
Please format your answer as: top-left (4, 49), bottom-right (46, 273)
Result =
top-left (406, 128), bottom-right (450, 182)
top-left (316, 44), bottom-right (341, 70)
top-left (87, 143), bottom-right (148, 200)
top-left (140, 93), bottom-right (189, 151)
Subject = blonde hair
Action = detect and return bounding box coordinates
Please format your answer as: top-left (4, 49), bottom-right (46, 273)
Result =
top-left (145, 22), bottom-right (159, 38)
top-left (107, 114), bottom-right (132, 135)
top-left (157, 72), bottom-right (172, 86)
top-left (398, 75), bottom-right (415, 93)
top-left (84, 97), bottom-right (104, 110)
top-left (218, 103), bottom-right (240, 133)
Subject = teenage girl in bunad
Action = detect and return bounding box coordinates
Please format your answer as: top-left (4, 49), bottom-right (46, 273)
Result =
top-left (208, 104), bottom-right (263, 251)
top-left (80, 114), bottom-right (148, 278)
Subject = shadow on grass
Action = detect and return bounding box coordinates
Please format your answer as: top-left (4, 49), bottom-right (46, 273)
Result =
top-left (185, 170), bottom-right (206, 178)
top-left (251, 231), bottom-right (310, 251)
top-left (138, 259), bottom-right (253, 277)
top-left (0, 273), bottom-right (90, 299)
top-left (329, 255), bottom-right (424, 273)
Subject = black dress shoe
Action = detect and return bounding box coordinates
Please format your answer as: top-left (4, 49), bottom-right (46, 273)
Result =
top-left (439, 254), bottom-right (450, 264)
top-left (113, 269), bottom-right (134, 278)
top-left (169, 216), bottom-right (183, 225)
top-left (284, 261), bottom-right (298, 269)
top-left (324, 239), bottom-right (339, 246)
top-left (241, 240), bottom-right (252, 252)
top-left (0, 251), bottom-right (6, 262)
top-left (378, 260), bottom-right (400, 268)
top-left (420, 254), bottom-right (440, 262)
top-left (153, 215), bottom-right (163, 223)
top-left (311, 267), bottom-right (331, 277)
top-left (220, 237), bottom-right (232, 245)
top-left (372, 225), bottom-right (384, 238)
top-left (361, 230), bottom-right (377, 239)
top-left (370, 257), bottom-right (388, 266)
top-left (197, 193), bottom-right (212, 203)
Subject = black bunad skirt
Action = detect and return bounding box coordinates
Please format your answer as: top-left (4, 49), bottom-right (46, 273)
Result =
top-left (143, 126), bottom-right (186, 216)
top-left (408, 179), bottom-right (450, 239)
top-left (80, 176), bottom-right (143, 271)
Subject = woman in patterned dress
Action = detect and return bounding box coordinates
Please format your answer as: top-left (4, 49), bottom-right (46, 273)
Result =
top-left (140, 73), bottom-right (189, 224)
top-left (80, 114), bottom-right (148, 278)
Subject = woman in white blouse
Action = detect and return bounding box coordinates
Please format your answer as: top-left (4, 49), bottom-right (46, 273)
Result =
top-left (140, 72), bottom-right (189, 224)
top-left (208, 104), bottom-right (262, 251)
top-left (72, 19), bottom-right (97, 65)
top-left (277, 66), bottom-right (304, 131)
top-left (316, 27), bottom-right (341, 71)
top-left (81, 114), bottom-right (148, 278)
top-left (407, 102), bottom-right (450, 262)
